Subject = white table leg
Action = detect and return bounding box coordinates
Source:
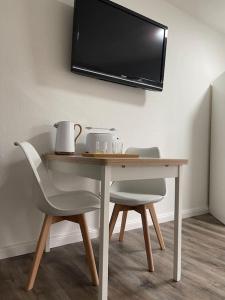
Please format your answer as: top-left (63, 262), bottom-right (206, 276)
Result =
top-left (98, 165), bottom-right (111, 300)
top-left (173, 166), bottom-right (182, 281)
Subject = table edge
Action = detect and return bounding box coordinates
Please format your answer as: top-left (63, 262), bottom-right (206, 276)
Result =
top-left (44, 154), bottom-right (188, 166)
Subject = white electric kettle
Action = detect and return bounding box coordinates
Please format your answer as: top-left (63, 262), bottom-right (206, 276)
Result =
top-left (54, 121), bottom-right (82, 154)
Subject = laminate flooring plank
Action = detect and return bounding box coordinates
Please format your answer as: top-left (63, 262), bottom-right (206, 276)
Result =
top-left (0, 214), bottom-right (225, 299)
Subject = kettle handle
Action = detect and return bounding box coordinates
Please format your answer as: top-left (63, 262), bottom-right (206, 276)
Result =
top-left (74, 124), bottom-right (82, 144)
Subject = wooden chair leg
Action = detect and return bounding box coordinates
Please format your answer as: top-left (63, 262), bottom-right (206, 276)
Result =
top-left (27, 215), bottom-right (53, 291)
top-left (109, 204), bottom-right (121, 240)
top-left (79, 214), bottom-right (99, 286)
top-left (149, 204), bottom-right (165, 250)
top-left (119, 211), bottom-right (128, 242)
top-left (140, 206), bottom-right (154, 272)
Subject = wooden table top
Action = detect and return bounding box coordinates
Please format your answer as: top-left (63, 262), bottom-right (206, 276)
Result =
top-left (45, 154), bottom-right (188, 167)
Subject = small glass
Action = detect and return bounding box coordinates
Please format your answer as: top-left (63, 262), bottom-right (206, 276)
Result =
top-left (112, 140), bottom-right (123, 154)
top-left (112, 141), bottom-right (117, 154)
top-left (117, 141), bottom-right (123, 154)
top-left (103, 141), bottom-right (108, 153)
top-left (95, 140), bottom-right (108, 153)
top-left (95, 141), bottom-right (101, 153)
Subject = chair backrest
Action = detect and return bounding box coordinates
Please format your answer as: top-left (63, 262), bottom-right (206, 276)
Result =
top-left (15, 142), bottom-right (57, 213)
top-left (111, 147), bottom-right (166, 196)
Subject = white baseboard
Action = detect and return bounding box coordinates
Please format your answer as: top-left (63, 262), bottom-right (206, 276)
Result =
top-left (109, 207), bottom-right (209, 234)
top-left (0, 207), bottom-right (208, 260)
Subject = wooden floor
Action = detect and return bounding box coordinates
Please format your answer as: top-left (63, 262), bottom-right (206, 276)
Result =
top-left (1, 214), bottom-right (225, 300)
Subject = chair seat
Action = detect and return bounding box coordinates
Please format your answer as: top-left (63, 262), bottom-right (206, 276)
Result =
top-left (110, 192), bottom-right (163, 206)
top-left (48, 190), bottom-right (100, 216)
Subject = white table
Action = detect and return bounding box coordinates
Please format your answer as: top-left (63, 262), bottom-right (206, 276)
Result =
top-left (45, 155), bottom-right (188, 300)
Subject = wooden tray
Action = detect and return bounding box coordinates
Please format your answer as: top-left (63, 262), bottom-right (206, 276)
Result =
top-left (81, 153), bottom-right (139, 158)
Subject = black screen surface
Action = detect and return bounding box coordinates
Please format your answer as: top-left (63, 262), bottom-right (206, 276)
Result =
top-left (71, 0), bottom-right (167, 90)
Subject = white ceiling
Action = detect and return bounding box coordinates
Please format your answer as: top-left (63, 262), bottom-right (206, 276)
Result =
top-left (165, 0), bottom-right (225, 35)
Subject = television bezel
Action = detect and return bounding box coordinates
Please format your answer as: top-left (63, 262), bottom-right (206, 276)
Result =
top-left (71, 0), bottom-right (168, 91)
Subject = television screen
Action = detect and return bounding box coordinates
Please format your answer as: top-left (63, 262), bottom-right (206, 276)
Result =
top-left (71, 0), bottom-right (168, 91)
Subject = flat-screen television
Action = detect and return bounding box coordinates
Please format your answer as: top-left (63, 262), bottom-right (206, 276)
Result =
top-left (71, 0), bottom-right (168, 91)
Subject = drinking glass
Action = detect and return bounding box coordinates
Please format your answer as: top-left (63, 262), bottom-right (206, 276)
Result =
top-left (117, 141), bottom-right (123, 154)
top-left (95, 141), bottom-right (101, 153)
top-left (95, 140), bottom-right (108, 153)
top-left (112, 141), bottom-right (117, 154)
top-left (112, 140), bottom-right (123, 154)
top-left (103, 141), bottom-right (108, 153)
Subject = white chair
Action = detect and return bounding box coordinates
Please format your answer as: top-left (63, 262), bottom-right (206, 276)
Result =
top-left (109, 147), bottom-right (166, 272)
top-left (15, 142), bottom-right (100, 290)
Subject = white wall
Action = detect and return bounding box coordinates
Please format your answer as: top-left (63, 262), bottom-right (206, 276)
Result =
top-left (0, 0), bottom-right (225, 258)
